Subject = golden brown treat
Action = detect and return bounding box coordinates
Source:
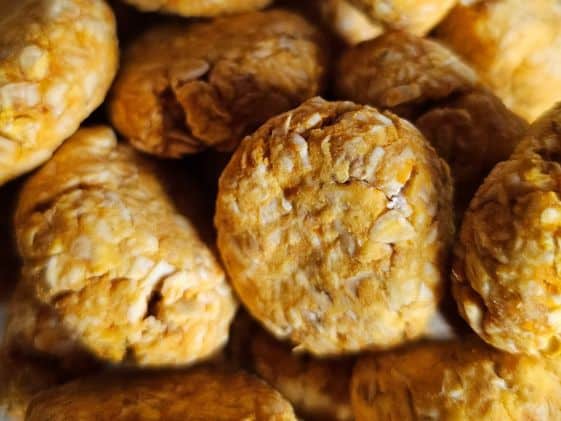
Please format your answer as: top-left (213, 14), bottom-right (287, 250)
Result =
top-left (348, 0), bottom-right (457, 36)
top-left (251, 328), bottom-right (354, 421)
top-left (122, 0), bottom-right (271, 17)
top-left (336, 31), bottom-right (479, 119)
top-left (453, 104), bottom-right (561, 356)
top-left (0, 0), bottom-right (118, 185)
top-left (416, 90), bottom-right (527, 208)
top-left (109, 11), bottom-right (327, 158)
top-left (26, 368), bottom-right (297, 420)
top-left (319, 0), bottom-right (383, 45)
top-left (15, 126), bottom-right (237, 366)
top-left (351, 337), bottom-right (561, 420)
top-left (435, 0), bottom-right (561, 122)
top-left (215, 97), bottom-right (454, 356)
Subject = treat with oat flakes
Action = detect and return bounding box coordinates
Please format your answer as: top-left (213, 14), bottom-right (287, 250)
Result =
top-left (26, 368), bottom-right (297, 420)
top-left (215, 97), bottom-right (454, 356)
top-left (453, 103), bottom-right (561, 356)
top-left (347, 0), bottom-right (457, 36)
top-left (0, 0), bottom-right (118, 185)
top-left (122, 0), bottom-right (272, 17)
top-left (109, 10), bottom-right (327, 158)
top-left (15, 126), bottom-right (237, 366)
top-left (435, 0), bottom-right (561, 122)
top-left (351, 337), bottom-right (561, 420)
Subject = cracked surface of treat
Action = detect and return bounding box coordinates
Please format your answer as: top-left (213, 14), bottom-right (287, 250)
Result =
top-left (122, 0), bottom-right (272, 17)
top-left (453, 104), bottom-right (561, 355)
top-left (336, 31), bottom-right (479, 119)
top-left (435, 0), bottom-right (561, 122)
top-left (26, 368), bottom-right (297, 420)
top-left (351, 337), bottom-right (561, 420)
top-left (319, 0), bottom-right (383, 45)
top-left (347, 0), bottom-right (457, 36)
top-left (0, 0), bottom-right (118, 185)
top-left (109, 10), bottom-right (327, 158)
top-left (15, 126), bottom-right (237, 366)
top-left (215, 97), bottom-right (454, 355)
top-left (251, 328), bottom-right (354, 421)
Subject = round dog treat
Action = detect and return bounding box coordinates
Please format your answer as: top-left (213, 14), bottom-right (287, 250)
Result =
top-left (15, 126), bottom-right (238, 366)
top-left (250, 328), bottom-right (354, 421)
top-left (122, 0), bottom-right (271, 17)
top-left (109, 10), bottom-right (327, 158)
top-left (215, 97), bottom-right (454, 355)
top-left (319, 0), bottom-right (383, 45)
top-left (0, 0), bottom-right (118, 185)
top-left (26, 368), bottom-right (297, 420)
top-left (435, 0), bottom-right (561, 122)
top-left (351, 337), bottom-right (561, 420)
top-left (336, 31), bottom-right (479, 119)
top-left (453, 104), bottom-right (561, 355)
top-left (347, 0), bottom-right (457, 36)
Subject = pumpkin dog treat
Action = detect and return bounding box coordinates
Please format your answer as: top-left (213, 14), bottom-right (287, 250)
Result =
top-left (337, 31), bottom-right (527, 209)
top-left (347, 0), bottom-right (456, 36)
top-left (26, 368), bottom-right (297, 420)
top-left (15, 126), bottom-right (237, 366)
top-left (250, 328), bottom-right (354, 421)
top-left (435, 0), bottom-right (561, 122)
top-left (216, 97), bottom-right (454, 356)
top-left (351, 337), bottom-right (561, 421)
top-left (319, 0), bottom-right (383, 45)
top-left (0, 0), bottom-right (118, 185)
top-left (110, 10), bottom-right (327, 158)
top-left (122, 0), bottom-right (272, 17)
top-left (453, 104), bottom-right (561, 356)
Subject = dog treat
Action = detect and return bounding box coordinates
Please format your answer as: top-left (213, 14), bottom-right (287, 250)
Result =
top-left (110, 10), bottom-right (327, 157)
top-left (216, 97), bottom-right (454, 355)
top-left (435, 0), bottom-right (561, 122)
top-left (121, 0), bottom-right (272, 17)
top-left (347, 0), bottom-right (457, 36)
top-left (453, 103), bottom-right (561, 356)
top-left (26, 368), bottom-right (297, 420)
top-left (319, 0), bottom-right (383, 45)
top-left (15, 126), bottom-right (237, 366)
top-left (351, 337), bottom-right (561, 420)
top-left (0, 0), bottom-right (118, 185)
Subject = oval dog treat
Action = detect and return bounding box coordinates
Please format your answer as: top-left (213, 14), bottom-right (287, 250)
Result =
top-left (26, 368), bottom-right (297, 420)
top-left (0, 0), bottom-right (118, 185)
top-left (435, 0), bottom-right (561, 122)
top-left (109, 10), bottom-right (327, 157)
top-left (351, 337), bottom-right (561, 420)
top-left (216, 97), bottom-right (454, 355)
top-left (15, 126), bottom-right (237, 366)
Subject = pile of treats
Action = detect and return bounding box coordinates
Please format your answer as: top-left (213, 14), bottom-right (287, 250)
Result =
top-left (2, 0), bottom-right (561, 419)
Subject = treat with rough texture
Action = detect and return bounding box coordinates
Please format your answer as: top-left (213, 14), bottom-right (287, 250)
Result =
top-left (26, 368), bottom-right (297, 420)
top-left (215, 97), bottom-right (454, 356)
top-left (110, 11), bottom-right (327, 158)
top-left (0, 0), bottom-right (118, 185)
top-left (336, 32), bottom-right (527, 209)
top-left (319, 0), bottom-right (383, 45)
top-left (351, 337), bottom-right (561, 420)
top-left (347, 0), bottom-right (457, 36)
top-left (435, 0), bottom-right (561, 122)
top-left (122, 0), bottom-right (272, 17)
top-left (453, 103), bottom-right (561, 356)
top-left (250, 328), bottom-right (355, 421)
top-left (15, 126), bottom-right (237, 366)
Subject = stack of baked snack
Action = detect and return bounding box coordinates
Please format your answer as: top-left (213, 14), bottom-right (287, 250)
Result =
top-left (1, 0), bottom-right (561, 420)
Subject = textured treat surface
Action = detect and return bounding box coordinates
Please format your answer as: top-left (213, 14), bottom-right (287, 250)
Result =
top-left (351, 338), bottom-right (561, 420)
top-left (122, 0), bottom-right (272, 17)
top-left (26, 368), bottom-right (297, 420)
top-left (319, 0), bottom-right (383, 45)
top-left (216, 97), bottom-right (454, 355)
top-left (15, 126), bottom-right (237, 366)
top-left (0, 0), bottom-right (118, 185)
top-left (110, 10), bottom-right (327, 157)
